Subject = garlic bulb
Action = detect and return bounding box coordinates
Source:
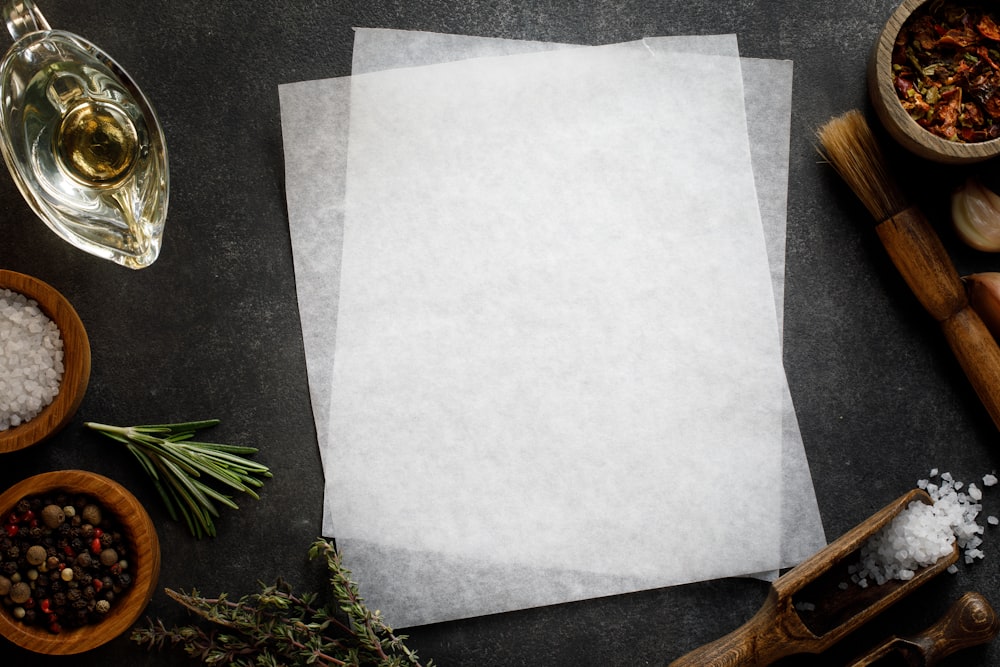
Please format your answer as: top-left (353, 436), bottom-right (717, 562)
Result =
top-left (952, 178), bottom-right (1000, 252)
top-left (965, 272), bottom-right (1000, 337)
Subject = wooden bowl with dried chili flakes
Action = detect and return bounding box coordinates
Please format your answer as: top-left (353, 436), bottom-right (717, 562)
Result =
top-left (870, 0), bottom-right (1000, 163)
top-left (0, 470), bottom-right (160, 654)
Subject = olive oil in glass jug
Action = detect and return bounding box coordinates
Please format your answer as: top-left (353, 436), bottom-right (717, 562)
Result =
top-left (0, 0), bottom-right (168, 268)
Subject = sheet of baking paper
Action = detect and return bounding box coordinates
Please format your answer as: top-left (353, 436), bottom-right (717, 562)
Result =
top-left (739, 58), bottom-right (826, 571)
top-left (327, 42), bottom-right (787, 627)
top-left (279, 31), bottom-right (826, 598)
top-left (349, 33), bottom-right (825, 577)
top-left (279, 37), bottom-right (822, 626)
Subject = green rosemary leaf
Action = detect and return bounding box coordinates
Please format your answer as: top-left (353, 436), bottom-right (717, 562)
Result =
top-left (161, 457), bottom-right (219, 516)
top-left (127, 445), bottom-right (183, 523)
top-left (138, 419), bottom-right (222, 433)
top-left (183, 441), bottom-right (261, 455)
top-left (194, 482), bottom-right (240, 511)
top-left (167, 447), bottom-right (246, 485)
top-left (175, 451), bottom-right (262, 499)
top-left (188, 452), bottom-right (271, 481)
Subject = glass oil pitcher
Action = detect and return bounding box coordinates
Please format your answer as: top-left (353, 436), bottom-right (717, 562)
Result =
top-left (0, 0), bottom-right (168, 269)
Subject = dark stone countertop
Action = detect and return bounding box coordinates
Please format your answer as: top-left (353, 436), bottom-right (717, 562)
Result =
top-left (0, 1), bottom-right (998, 665)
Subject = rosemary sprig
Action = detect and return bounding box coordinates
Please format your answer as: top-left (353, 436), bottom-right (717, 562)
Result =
top-left (131, 539), bottom-right (432, 667)
top-left (84, 420), bottom-right (272, 539)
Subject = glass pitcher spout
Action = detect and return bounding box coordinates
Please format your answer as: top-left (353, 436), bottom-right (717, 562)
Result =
top-left (0, 0), bottom-right (168, 269)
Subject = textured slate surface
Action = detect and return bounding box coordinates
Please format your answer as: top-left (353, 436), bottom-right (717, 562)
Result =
top-left (0, 1), bottom-right (997, 665)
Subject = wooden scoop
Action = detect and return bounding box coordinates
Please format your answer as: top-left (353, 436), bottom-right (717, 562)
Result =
top-left (669, 489), bottom-right (959, 667)
top-left (846, 592), bottom-right (999, 666)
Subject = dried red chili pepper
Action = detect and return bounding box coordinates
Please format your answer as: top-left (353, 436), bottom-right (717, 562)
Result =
top-left (893, 2), bottom-right (1000, 142)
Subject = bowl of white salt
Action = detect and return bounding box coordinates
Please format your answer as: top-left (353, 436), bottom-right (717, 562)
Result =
top-left (0, 270), bottom-right (90, 453)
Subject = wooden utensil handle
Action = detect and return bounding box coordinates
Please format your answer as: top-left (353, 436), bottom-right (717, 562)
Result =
top-left (669, 594), bottom-right (812, 667)
top-left (877, 208), bottom-right (1000, 431)
top-left (914, 592), bottom-right (1000, 665)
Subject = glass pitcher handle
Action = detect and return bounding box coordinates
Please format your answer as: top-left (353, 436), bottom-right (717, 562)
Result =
top-left (4, 0), bottom-right (50, 41)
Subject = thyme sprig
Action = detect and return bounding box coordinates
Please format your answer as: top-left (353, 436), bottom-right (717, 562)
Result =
top-left (131, 539), bottom-right (431, 667)
top-left (84, 419), bottom-right (271, 539)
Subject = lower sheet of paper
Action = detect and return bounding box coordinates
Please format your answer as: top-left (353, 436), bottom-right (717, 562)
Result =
top-left (279, 31), bottom-right (825, 628)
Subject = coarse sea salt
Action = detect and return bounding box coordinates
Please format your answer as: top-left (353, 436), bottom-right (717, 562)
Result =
top-left (0, 288), bottom-right (64, 431)
top-left (853, 471), bottom-right (990, 587)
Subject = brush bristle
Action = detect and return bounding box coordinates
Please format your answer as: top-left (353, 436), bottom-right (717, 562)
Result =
top-left (817, 110), bottom-right (909, 222)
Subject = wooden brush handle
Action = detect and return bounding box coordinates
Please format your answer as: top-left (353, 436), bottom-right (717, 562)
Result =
top-left (876, 207), bottom-right (1000, 431)
top-left (910, 592), bottom-right (1000, 665)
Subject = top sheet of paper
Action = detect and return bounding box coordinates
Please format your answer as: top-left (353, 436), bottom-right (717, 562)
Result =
top-left (317, 41), bottom-right (788, 626)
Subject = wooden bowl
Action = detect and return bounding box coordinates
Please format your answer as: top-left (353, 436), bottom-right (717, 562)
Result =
top-left (0, 270), bottom-right (91, 453)
top-left (869, 0), bottom-right (1000, 163)
top-left (0, 470), bottom-right (160, 654)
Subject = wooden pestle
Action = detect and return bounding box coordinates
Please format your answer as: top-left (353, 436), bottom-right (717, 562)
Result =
top-left (818, 110), bottom-right (1000, 433)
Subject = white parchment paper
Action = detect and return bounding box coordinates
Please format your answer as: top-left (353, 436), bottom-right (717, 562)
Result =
top-left (279, 32), bottom-right (825, 628)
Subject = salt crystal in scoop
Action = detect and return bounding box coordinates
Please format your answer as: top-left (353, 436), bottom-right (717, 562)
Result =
top-left (853, 472), bottom-right (988, 587)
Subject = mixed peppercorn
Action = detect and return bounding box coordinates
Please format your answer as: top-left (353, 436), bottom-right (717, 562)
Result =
top-left (893, 2), bottom-right (1000, 142)
top-left (0, 493), bottom-right (132, 633)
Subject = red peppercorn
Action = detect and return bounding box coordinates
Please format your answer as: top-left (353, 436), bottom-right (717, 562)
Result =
top-left (4, 524), bottom-right (18, 537)
top-left (7, 512), bottom-right (18, 524)
top-left (48, 622), bottom-right (61, 634)
top-left (92, 579), bottom-right (102, 592)
top-left (90, 538), bottom-right (101, 554)
top-left (62, 545), bottom-right (75, 557)
top-left (23, 597), bottom-right (34, 609)
top-left (39, 599), bottom-right (50, 614)
top-left (23, 510), bottom-right (34, 522)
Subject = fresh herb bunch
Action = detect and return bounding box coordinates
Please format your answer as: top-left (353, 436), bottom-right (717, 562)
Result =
top-left (85, 420), bottom-right (271, 538)
top-left (132, 539), bottom-right (432, 667)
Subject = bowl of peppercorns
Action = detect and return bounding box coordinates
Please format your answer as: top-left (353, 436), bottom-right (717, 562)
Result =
top-left (870, 0), bottom-right (1000, 163)
top-left (0, 470), bottom-right (159, 654)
